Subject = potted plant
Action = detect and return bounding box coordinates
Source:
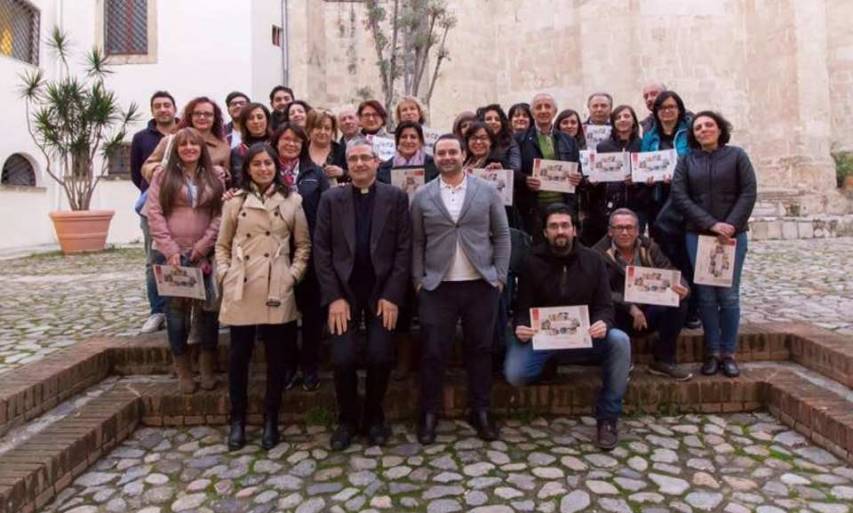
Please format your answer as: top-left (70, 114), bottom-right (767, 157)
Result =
top-left (19, 28), bottom-right (138, 254)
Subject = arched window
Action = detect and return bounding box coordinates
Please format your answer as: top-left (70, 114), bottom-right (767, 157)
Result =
top-left (2, 153), bottom-right (36, 186)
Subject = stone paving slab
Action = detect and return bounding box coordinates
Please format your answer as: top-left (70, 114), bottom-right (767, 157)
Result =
top-left (0, 238), bottom-right (850, 376)
top-left (35, 412), bottom-right (853, 513)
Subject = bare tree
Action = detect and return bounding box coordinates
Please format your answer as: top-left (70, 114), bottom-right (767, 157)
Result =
top-left (364, 0), bottom-right (456, 116)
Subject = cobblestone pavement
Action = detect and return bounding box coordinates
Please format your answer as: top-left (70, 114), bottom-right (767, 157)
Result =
top-left (39, 412), bottom-right (853, 513)
top-left (1, 238), bottom-right (851, 375)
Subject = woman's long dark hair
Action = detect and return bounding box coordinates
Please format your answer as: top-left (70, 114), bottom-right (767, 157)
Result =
top-left (507, 103), bottom-right (534, 132)
top-left (608, 105), bottom-right (640, 142)
top-left (555, 109), bottom-right (587, 150)
top-left (159, 128), bottom-right (223, 217)
top-left (652, 90), bottom-right (688, 131)
top-left (237, 102), bottom-right (271, 144)
top-left (270, 123), bottom-right (311, 162)
top-left (476, 104), bottom-right (513, 150)
top-left (239, 143), bottom-right (290, 196)
top-left (463, 121), bottom-right (497, 166)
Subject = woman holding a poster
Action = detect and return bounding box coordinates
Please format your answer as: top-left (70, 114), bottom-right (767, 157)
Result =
top-left (377, 121), bottom-right (439, 184)
top-left (216, 143), bottom-right (311, 451)
top-left (582, 105), bottom-right (650, 246)
top-left (671, 111), bottom-right (757, 378)
top-left (477, 104), bottom-right (522, 172)
top-left (147, 127), bottom-right (226, 395)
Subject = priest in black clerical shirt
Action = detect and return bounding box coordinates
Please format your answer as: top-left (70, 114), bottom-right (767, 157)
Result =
top-left (313, 137), bottom-right (412, 451)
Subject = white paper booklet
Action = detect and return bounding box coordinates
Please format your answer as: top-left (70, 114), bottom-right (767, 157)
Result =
top-left (390, 167), bottom-right (426, 201)
top-left (694, 235), bottom-right (736, 287)
top-left (471, 168), bottom-right (514, 206)
top-left (532, 159), bottom-right (578, 193)
top-left (624, 265), bottom-right (681, 307)
top-left (586, 152), bottom-right (630, 182)
top-left (631, 149), bottom-right (677, 183)
top-left (530, 305), bottom-right (592, 350)
top-left (154, 264), bottom-right (206, 300)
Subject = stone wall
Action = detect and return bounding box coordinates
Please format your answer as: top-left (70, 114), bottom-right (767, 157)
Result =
top-left (290, 0), bottom-right (852, 215)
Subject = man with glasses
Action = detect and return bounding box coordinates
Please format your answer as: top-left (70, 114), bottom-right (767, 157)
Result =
top-left (593, 208), bottom-right (692, 381)
top-left (313, 137), bottom-right (412, 451)
top-left (505, 203), bottom-right (630, 451)
top-left (224, 92), bottom-right (249, 148)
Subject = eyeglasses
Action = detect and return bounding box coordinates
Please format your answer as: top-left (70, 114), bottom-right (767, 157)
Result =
top-left (192, 111), bottom-right (214, 118)
top-left (347, 154), bottom-right (376, 163)
top-left (469, 136), bottom-right (490, 143)
top-left (610, 225), bottom-right (637, 232)
top-left (360, 112), bottom-right (380, 118)
top-left (659, 105), bottom-right (679, 112)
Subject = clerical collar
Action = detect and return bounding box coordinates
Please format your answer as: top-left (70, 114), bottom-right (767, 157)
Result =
top-left (352, 180), bottom-right (376, 195)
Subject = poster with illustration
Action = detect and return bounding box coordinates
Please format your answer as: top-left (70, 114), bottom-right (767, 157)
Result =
top-left (471, 168), bottom-right (514, 206)
top-left (370, 135), bottom-right (397, 161)
top-left (532, 159), bottom-right (579, 193)
top-left (154, 265), bottom-right (206, 300)
top-left (631, 149), bottom-right (678, 183)
top-left (422, 127), bottom-right (442, 156)
top-left (584, 124), bottom-right (612, 151)
top-left (694, 235), bottom-right (736, 287)
top-left (624, 265), bottom-right (681, 307)
top-left (530, 305), bottom-right (592, 350)
top-left (390, 168), bottom-right (426, 201)
top-left (586, 152), bottom-right (630, 182)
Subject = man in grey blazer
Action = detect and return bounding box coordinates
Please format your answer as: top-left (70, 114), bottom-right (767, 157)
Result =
top-left (411, 134), bottom-right (511, 444)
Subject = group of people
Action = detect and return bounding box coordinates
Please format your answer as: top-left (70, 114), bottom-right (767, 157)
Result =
top-left (129, 80), bottom-right (757, 452)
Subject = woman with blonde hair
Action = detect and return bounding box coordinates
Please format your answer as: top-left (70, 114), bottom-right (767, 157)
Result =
top-left (395, 95), bottom-right (428, 125)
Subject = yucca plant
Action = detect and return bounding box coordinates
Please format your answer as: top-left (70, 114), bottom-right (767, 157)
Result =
top-left (19, 27), bottom-right (139, 211)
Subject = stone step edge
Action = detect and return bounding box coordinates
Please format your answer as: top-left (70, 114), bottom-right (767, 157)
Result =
top-left (0, 387), bottom-right (141, 513)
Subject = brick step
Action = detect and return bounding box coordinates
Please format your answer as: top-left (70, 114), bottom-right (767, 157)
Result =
top-left (113, 324), bottom-right (790, 376)
top-left (134, 365), bottom-right (770, 425)
top-left (0, 388), bottom-right (141, 513)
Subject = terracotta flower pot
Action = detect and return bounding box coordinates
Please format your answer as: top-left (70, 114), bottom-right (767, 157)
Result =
top-left (844, 175), bottom-right (853, 191)
top-left (48, 210), bottom-right (115, 254)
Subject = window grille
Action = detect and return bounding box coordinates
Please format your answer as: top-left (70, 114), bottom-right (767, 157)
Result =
top-left (2, 154), bottom-right (36, 186)
top-left (0, 0), bottom-right (39, 65)
top-left (104, 0), bottom-right (148, 56)
top-left (107, 143), bottom-right (132, 178)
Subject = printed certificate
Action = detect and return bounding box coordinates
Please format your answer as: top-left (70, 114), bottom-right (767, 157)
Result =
top-left (471, 168), bottom-right (514, 206)
top-left (154, 264), bottom-right (206, 300)
top-left (624, 265), bottom-right (681, 307)
top-left (370, 135), bottom-right (397, 161)
top-left (532, 159), bottom-right (579, 193)
top-left (586, 152), bottom-right (630, 182)
top-left (584, 124), bottom-right (612, 151)
top-left (390, 167), bottom-right (425, 200)
top-left (631, 149), bottom-right (677, 183)
top-left (694, 235), bottom-right (736, 287)
top-left (530, 305), bottom-right (592, 350)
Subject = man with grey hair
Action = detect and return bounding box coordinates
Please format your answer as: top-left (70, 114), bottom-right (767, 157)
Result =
top-left (640, 81), bottom-right (667, 134)
top-left (337, 105), bottom-right (361, 144)
top-left (514, 92), bottom-right (582, 236)
top-left (592, 208), bottom-right (692, 381)
top-left (314, 136), bottom-right (412, 450)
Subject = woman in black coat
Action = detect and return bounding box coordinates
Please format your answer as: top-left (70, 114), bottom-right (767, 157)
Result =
top-left (671, 111), bottom-right (756, 378)
top-left (377, 121), bottom-right (438, 185)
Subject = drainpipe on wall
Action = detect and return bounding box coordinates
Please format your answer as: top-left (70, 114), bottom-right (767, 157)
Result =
top-left (281, 0), bottom-right (289, 86)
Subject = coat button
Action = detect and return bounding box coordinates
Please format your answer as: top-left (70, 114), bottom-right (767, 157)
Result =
top-left (264, 253), bottom-right (269, 257)
top-left (246, 233), bottom-right (251, 238)
top-left (265, 231), bottom-right (271, 236)
top-left (274, 212), bottom-right (279, 217)
top-left (241, 211), bottom-right (246, 217)
top-left (243, 277), bottom-right (247, 282)
top-left (245, 255), bottom-right (250, 260)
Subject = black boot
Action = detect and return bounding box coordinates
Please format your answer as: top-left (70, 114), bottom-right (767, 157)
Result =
top-left (364, 365), bottom-right (392, 446)
top-left (228, 417), bottom-right (246, 451)
top-left (261, 413), bottom-right (280, 450)
top-left (417, 412), bottom-right (438, 445)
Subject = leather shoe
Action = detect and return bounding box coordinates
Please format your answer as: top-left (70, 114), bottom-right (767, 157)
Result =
top-left (330, 423), bottom-right (355, 451)
top-left (685, 315), bottom-right (702, 330)
top-left (366, 423), bottom-right (391, 447)
top-left (468, 409), bottom-right (499, 442)
top-left (261, 415), bottom-right (280, 450)
top-left (596, 419), bottom-right (619, 451)
top-left (720, 356), bottom-right (740, 378)
top-left (701, 355), bottom-right (720, 376)
top-left (417, 412), bottom-right (438, 445)
top-left (227, 418), bottom-right (246, 451)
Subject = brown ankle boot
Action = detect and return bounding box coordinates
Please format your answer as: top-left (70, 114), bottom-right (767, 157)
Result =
top-left (199, 350), bottom-right (217, 390)
top-left (173, 353), bottom-right (196, 394)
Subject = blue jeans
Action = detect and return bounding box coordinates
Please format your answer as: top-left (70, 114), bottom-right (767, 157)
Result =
top-left (504, 329), bottom-right (631, 420)
top-left (140, 216), bottom-right (166, 315)
top-left (151, 250), bottom-right (219, 356)
top-left (685, 232), bottom-right (748, 356)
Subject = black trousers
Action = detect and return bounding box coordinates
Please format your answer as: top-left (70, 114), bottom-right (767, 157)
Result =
top-left (229, 322), bottom-right (297, 419)
top-left (418, 280), bottom-right (499, 414)
top-left (330, 297), bottom-right (395, 427)
top-left (614, 301), bottom-right (688, 364)
top-left (290, 270), bottom-right (323, 376)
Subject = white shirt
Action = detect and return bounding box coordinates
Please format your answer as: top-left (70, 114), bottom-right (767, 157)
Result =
top-left (439, 175), bottom-right (480, 282)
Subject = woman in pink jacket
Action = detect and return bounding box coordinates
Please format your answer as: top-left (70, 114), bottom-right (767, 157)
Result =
top-left (147, 127), bottom-right (226, 394)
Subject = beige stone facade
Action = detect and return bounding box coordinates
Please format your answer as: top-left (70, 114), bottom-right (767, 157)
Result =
top-left (289, 0), bottom-right (851, 214)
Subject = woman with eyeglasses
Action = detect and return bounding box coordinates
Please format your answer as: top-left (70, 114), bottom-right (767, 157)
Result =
top-left (358, 100), bottom-right (390, 137)
top-left (143, 96), bottom-right (231, 185)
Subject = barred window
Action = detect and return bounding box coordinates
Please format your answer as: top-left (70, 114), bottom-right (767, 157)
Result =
top-left (0, 0), bottom-right (40, 65)
top-left (104, 0), bottom-right (148, 56)
top-left (2, 154), bottom-right (36, 186)
top-left (107, 143), bottom-right (132, 178)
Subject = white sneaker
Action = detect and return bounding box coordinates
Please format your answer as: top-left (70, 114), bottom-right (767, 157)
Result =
top-left (140, 313), bottom-right (165, 334)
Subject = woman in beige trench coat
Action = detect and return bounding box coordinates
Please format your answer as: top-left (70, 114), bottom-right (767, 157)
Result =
top-left (215, 143), bottom-right (311, 451)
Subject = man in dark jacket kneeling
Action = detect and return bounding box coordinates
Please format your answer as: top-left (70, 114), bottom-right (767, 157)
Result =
top-left (505, 203), bottom-right (630, 451)
top-left (593, 208), bottom-right (693, 381)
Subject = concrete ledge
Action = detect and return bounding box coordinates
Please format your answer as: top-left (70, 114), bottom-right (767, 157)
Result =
top-left (748, 214), bottom-right (853, 240)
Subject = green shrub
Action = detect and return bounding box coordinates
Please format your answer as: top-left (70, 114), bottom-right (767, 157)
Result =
top-left (832, 151), bottom-right (853, 188)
